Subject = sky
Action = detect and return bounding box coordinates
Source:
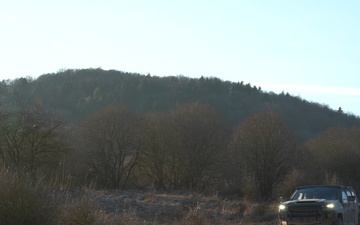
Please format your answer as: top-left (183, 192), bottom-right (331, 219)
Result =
top-left (1, 0), bottom-right (359, 116)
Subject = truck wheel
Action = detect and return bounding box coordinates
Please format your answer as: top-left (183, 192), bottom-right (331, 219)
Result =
top-left (332, 218), bottom-right (343, 225)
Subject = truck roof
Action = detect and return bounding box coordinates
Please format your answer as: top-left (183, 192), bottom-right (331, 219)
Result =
top-left (296, 185), bottom-right (353, 189)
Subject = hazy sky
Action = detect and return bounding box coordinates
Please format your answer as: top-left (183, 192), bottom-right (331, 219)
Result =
top-left (1, 0), bottom-right (359, 116)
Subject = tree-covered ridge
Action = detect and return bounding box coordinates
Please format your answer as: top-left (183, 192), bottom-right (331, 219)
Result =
top-left (1, 68), bottom-right (359, 142)
top-left (1, 70), bottom-right (360, 201)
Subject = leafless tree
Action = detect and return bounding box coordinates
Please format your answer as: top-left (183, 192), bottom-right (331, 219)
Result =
top-left (80, 106), bottom-right (142, 189)
top-left (170, 103), bottom-right (230, 192)
top-left (230, 110), bottom-right (295, 200)
top-left (138, 112), bottom-right (177, 190)
top-left (0, 101), bottom-right (67, 180)
top-left (304, 127), bottom-right (360, 188)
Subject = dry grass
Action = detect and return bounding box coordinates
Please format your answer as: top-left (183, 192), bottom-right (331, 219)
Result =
top-left (89, 190), bottom-right (278, 224)
top-left (0, 168), bottom-right (278, 225)
top-left (0, 169), bottom-right (58, 225)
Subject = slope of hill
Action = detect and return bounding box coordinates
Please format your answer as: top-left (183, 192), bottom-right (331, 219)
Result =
top-left (1, 68), bottom-right (359, 142)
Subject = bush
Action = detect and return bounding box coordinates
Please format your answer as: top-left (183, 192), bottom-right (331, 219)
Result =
top-left (58, 193), bottom-right (143, 225)
top-left (58, 197), bottom-right (97, 225)
top-left (173, 203), bottom-right (211, 225)
top-left (0, 169), bottom-right (58, 225)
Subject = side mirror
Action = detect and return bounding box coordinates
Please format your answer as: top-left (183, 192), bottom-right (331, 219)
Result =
top-left (348, 196), bottom-right (356, 202)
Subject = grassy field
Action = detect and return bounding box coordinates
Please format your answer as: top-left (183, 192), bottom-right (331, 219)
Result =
top-left (0, 169), bottom-right (279, 225)
top-left (67, 189), bottom-right (279, 225)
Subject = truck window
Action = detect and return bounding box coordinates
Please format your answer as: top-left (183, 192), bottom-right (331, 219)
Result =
top-left (342, 191), bottom-right (348, 203)
top-left (351, 190), bottom-right (357, 202)
top-left (292, 187), bottom-right (338, 200)
top-left (346, 190), bottom-right (352, 196)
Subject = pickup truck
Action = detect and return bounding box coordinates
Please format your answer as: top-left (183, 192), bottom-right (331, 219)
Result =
top-left (278, 185), bottom-right (360, 225)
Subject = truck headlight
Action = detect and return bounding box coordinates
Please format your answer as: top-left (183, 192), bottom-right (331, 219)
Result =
top-left (326, 203), bottom-right (334, 208)
top-left (279, 205), bottom-right (286, 210)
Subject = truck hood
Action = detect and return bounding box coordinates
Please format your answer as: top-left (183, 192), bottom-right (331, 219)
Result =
top-left (284, 199), bottom-right (336, 205)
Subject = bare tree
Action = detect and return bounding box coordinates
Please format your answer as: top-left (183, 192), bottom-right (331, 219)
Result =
top-left (230, 110), bottom-right (295, 200)
top-left (170, 103), bottom-right (230, 192)
top-left (0, 101), bottom-right (67, 180)
top-left (138, 112), bottom-right (177, 190)
top-left (80, 106), bottom-right (142, 189)
top-left (304, 127), bottom-right (360, 188)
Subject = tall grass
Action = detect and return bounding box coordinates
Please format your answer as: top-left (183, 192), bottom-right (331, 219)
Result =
top-left (0, 168), bottom-right (58, 225)
top-left (0, 168), bottom-right (278, 225)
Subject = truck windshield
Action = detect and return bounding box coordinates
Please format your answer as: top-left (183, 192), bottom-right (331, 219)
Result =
top-left (291, 187), bottom-right (339, 200)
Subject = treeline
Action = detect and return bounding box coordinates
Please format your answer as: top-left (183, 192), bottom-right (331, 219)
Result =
top-left (1, 68), bottom-right (359, 142)
top-left (1, 100), bottom-right (360, 201)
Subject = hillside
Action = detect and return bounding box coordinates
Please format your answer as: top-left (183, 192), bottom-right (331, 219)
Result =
top-left (1, 68), bottom-right (359, 142)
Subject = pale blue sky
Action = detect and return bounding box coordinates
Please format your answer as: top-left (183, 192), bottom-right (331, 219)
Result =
top-left (1, 0), bottom-right (359, 116)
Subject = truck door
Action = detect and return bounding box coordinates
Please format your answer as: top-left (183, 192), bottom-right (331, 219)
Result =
top-left (342, 190), bottom-right (352, 224)
top-left (350, 190), bottom-right (360, 225)
top-left (347, 189), bottom-right (358, 225)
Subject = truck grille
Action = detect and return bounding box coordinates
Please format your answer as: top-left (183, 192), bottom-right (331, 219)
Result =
top-left (287, 205), bottom-right (323, 224)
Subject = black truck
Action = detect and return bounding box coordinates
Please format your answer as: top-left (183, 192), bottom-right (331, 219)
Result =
top-left (278, 185), bottom-right (360, 225)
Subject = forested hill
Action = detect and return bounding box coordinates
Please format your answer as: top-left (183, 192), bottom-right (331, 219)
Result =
top-left (1, 68), bottom-right (359, 142)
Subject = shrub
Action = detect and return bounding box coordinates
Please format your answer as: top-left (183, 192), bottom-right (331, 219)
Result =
top-left (58, 193), bottom-right (144, 225)
top-left (0, 169), bottom-right (58, 225)
top-left (58, 198), bottom-right (97, 225)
